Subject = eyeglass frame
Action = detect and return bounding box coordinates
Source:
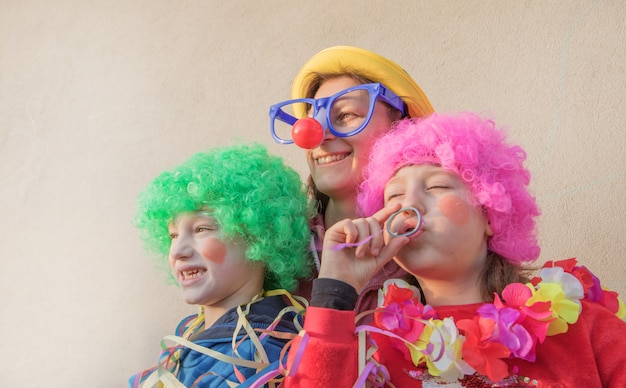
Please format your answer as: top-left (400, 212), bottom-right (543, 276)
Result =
top-left (269, 83), bottom-right (406, 145)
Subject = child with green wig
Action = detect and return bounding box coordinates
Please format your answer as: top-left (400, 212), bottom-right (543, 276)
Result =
top-left (128, 143), bottom-right (312, 387)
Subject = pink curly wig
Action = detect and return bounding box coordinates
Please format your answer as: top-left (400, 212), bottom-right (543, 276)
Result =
top-left (357, 112), bottom-right (540, 263)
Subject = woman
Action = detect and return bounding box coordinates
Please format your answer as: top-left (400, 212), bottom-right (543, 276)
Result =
top-left (269, 46), bottom-right (434, 314)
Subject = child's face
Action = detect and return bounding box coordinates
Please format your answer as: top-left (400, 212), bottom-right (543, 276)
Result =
top-left (167, 212), bottom-right (264, 309)
top-left (306, 76), bottom-right (397, 200)
top-left (383, 164), bottom-right (493, 282)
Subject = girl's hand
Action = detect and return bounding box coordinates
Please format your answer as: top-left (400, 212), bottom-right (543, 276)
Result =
top-left (319, 203), bottom-right (409, 293)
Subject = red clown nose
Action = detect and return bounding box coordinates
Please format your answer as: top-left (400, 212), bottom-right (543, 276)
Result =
top-left (292, 118), bottom-right (324, 149)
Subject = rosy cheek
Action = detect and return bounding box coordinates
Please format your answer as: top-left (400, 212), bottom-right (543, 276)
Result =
top-left (201, 237), bottom-right (227, 264)
top-left (438, 195), bottom-right (470, 226)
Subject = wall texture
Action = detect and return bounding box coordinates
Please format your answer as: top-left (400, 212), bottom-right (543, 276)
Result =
top-left (1, 1), bottom-right (624, 386)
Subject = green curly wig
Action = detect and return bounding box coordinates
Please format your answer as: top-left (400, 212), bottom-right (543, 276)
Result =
top-left (135, 143), bottom-right (312, 291)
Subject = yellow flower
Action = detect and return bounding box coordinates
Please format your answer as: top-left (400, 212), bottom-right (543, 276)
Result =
top-left (408, 323), bottom-right (432, 366)
top-left (528, 267), bottom-right (583, 335)
top-left (408, 318), bottom-right (473, 382)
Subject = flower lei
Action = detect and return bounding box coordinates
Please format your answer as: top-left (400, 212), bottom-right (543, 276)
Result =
top-left (372, 258), bottom-right (626, 383)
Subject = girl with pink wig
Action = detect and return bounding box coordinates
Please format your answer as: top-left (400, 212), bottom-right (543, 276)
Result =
top-left (282, 112), bottom-right (626, 387)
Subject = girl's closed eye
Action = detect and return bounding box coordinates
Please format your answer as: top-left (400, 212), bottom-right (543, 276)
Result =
top-left (384, 187), bottom-right (405, 202)
top-left (386, 192), bottom-right (403, 201)
top-left (425, 175), bottom-right (456, 191)
top-left (426, 184), bottom-right (450, 191)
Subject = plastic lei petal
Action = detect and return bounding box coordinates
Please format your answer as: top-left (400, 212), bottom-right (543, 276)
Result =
top-left (544, 258), bottom-right (578, 272)
top-left (415, 318), bottom-right (470, 383)
top-left (434, 318), bottom-right (469, 382)
top-left (376, 303), bottom-right (428, 344)
top-left (477, 304), bottom-right (536, 360)
top-left (457, 318), bottom-right (510, 383)
top-left (572, 265), bottom-right (602, 299)
top-left (375, 279), bottom-right (436, 348)
top-left (500, 283), bottom-right (533, 307)
top-left (530, 282), bottom-right (582, 336)
top-left (509, 321), bottom-right (534, 360)
top-left (408, 324), bottom-right (432, 366)
top-left (378, 279), bottom-right (421, 306)
top-left (538, 267), bottom-right (585, 300)
top-left (520, 303), bottom-right (553, 343)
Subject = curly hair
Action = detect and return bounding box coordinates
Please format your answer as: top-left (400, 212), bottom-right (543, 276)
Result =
top-left (135, 143), bottom-right (312, 291)
top-left (358, 112), bottom-right (540, 263)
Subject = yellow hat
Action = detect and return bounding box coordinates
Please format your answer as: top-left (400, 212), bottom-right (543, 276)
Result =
top-left (291, 46), bottom-right (435, 119)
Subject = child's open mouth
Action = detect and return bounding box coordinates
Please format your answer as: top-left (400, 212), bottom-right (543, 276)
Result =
top-left (180, 269), bottom-right (206, 281)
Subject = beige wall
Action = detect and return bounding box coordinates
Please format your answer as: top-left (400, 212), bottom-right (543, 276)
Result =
top-left (1, 1), bottom-right (624, 386)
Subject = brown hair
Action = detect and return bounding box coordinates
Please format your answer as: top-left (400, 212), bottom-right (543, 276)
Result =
top-left (479, 252), bottom-right (535, 302)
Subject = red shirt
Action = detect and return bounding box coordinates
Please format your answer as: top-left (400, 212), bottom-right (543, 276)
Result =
top-left (283, 300), bottom-right (626, 387)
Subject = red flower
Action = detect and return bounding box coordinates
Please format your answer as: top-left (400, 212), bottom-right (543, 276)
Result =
top-left (384, 283), bottom-right (416, 304)
top-left (457, 318), bottom-right (511, 382)
top-left (570, 266), bottom-right (595, 294)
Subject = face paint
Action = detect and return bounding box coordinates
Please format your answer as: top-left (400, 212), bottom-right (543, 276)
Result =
top-left (201, 237), bottom-right (227, 264)
top-left (438, 195), bottom-right (470, 226)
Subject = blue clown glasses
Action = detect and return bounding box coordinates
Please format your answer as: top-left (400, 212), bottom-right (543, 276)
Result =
top-left (269, 83), bottom-right (406, 147)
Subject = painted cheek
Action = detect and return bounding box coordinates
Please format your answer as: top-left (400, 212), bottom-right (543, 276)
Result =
top-left (201, 237), bottom-right (227, 264)
top-left (438, 195), bottom-right (470, 226)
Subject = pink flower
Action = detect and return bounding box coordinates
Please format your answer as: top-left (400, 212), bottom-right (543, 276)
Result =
top-left (498, 283), bottom-right (554, 345)
top-left (476, 303), bottom-right (534, 361)
top-left (375, 280), bottom-right (436, 361)
top-left (375, 283), bottom-right (436, 339)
